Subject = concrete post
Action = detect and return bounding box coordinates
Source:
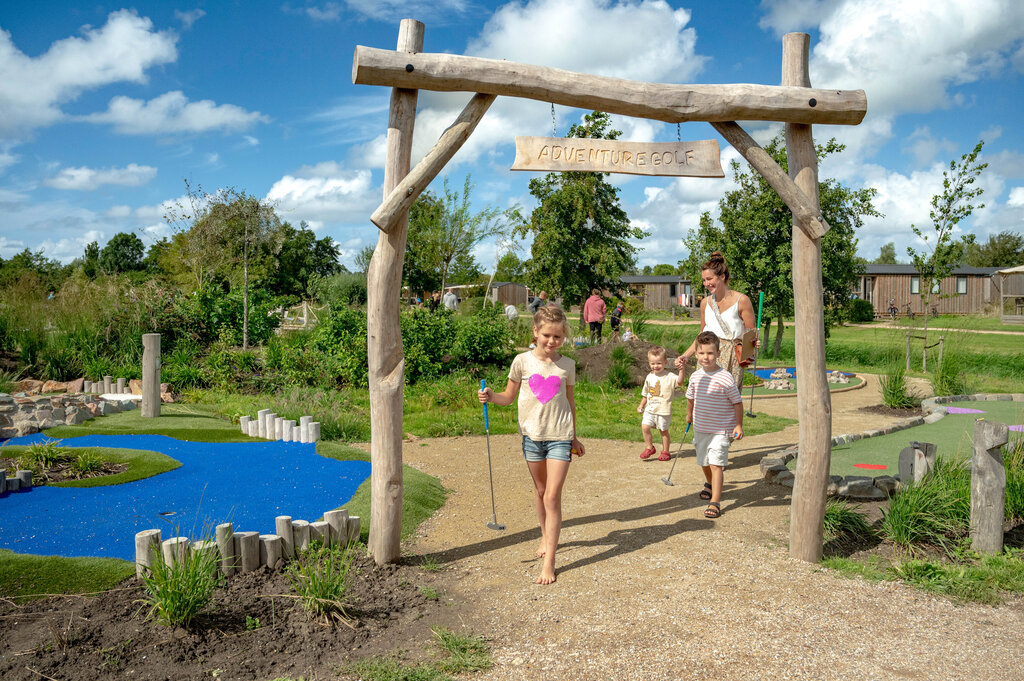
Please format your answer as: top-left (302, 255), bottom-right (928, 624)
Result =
top-left (141, 334), bottom-right (161, 418)
top-left (971, 419), bottom-right (1008, 554)
top-left (116, 377), bottom-right (126, 394)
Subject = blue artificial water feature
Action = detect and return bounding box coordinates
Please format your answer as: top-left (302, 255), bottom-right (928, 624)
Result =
top-left (0, 433), bottom-right (371, 561)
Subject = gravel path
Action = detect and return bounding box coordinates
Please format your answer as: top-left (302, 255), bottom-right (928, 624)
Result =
top-left (403, 375), bottom-right (1023, 680)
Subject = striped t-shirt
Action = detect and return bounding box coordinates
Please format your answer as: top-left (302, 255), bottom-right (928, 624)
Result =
top-left (685, 366), bottom-right (741, 434)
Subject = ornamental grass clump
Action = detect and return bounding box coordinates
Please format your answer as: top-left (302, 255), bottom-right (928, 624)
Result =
top-left (880, 456), bottom-right (970, 556)
top-left (822, 499), bottom-right (875, 544)
top-left (141, 537), bottom-right (222, 628)
top-left (71, 451), bottom-right (103, 477)
top-left (879, 364), bottom-right (916, 409)
top-left (287, 541), bottom-right (356, 623)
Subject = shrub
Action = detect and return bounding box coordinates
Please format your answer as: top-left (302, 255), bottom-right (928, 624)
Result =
top-left (850, 298), bottom-right (875, 323)
top-left (72, 451), bottom-right (104, 477)
top-left (141, 537), bottom-right (222, 628)
top-left (932, 351), bottom-right (971, 396)
top-left (879, 364), bottom-right (916, 409)
top-left (287, 542), bottom-right (356, 623)
top-left (823, 499), bottom-right (874, 544)
top-left (606, 345), bottom-right (632, 389)
top-left (312, 272), bottom-right (367, 307)
top-left (23, 440), bottom-right (71, 468)
top-left (401, 308), bottom-right (456, 383)
top-left (629, 309), bottom-right (649, 340)
top-left (460, 296), bottom-right (487, 315)
top-left (452, 305), bottom-right (514, 368)
top-left (309, 305), bottom-right (369, 387)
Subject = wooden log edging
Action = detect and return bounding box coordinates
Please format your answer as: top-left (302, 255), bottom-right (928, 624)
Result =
top-left (239, 411), bottom-right (320, 443)
top-left (760, 392), bottom-right (1024, 500)
top-left (133, 508), bottom-right (361, 580)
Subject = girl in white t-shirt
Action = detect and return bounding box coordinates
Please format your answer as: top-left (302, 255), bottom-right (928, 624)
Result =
top-left (478, 305), bottom-right (585, 585)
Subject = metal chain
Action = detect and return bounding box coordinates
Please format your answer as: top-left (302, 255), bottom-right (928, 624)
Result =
top-left (677, 122), bottom-right (681, 142)
top-left (551, 103), bottom-right (557, 136)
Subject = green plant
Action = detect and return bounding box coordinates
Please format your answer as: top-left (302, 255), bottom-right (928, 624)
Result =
top-left (71, 451), bottom-right (103, 477)
top-left (932, 351), bottom-right (970, 396)
top-left (432, 627), bottom-right (492, 674)
top-left (629, 309), bottom-right (649, 339)
top-left (417, 585), bottom-right (440, 600)
top-left (822, 499), bottom-right (874, 544)
top-left (1005, 437), bottom-right (1024, 522)
top-left (141, 536), bottom-right (222, 628)
top-left (889, 549), bottom-right (1024, 604)
top-left (417, 554), bottom-right (443, 572)
top-left (849, 298), bottom-right (875, 322)
top-left (287, 542), bottom-right (356, 623)
top-left (0, 368), bottom-right (20, 394)
top-left (606, 344), bottom-right (632, 389)
top-left (880, 456), bottom-right (970, 556)
top-left (879, 364), bottom-right (916, 409)
top-left (245, 615), bottom-right (261, 630)
top-left (23, 440), bottom-right (71, 468)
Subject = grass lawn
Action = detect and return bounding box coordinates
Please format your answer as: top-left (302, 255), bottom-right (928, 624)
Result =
top-left (890, 314), bottom-right (1024, 333)
top-left (0, 550), bottom-right (136, 602)
top-left (793, 400), bottom-right (1024, 477)
top-left (44, 403), bottom-right (268, 442)
top-left (1, 445), bottom-right (180, 487)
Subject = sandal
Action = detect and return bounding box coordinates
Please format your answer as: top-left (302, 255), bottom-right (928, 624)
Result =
top-left (640, 446), bottom-right (656, 460)
top-left (698, 482), bottom-right (712, 500)
top-left (657, 451), bottom-right (671, 462)
top-left (704, 502), bottom-right (721, 518)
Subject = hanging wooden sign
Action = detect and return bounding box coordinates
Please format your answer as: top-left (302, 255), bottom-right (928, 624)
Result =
top-left (511, 136), bottom-right (723, 177)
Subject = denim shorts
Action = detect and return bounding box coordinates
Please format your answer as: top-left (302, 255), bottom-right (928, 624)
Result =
top-left (521, 436), bottom-right (573, 463)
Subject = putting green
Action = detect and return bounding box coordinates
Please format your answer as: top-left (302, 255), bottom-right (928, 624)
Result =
top-left (788, 400), bottom-right (1024, 478)
top-left (743, 374), bottom-right (863, 396)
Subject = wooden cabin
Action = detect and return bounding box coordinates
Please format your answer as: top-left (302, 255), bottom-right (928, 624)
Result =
top-left (618, 275), bottom-right (696, 310)
top-left (857, 264), bottom-right (1001, 317)
top-left (995, 265), bottom-right (1024, 324)
top-left (487, 281), bottom-right (529, 306)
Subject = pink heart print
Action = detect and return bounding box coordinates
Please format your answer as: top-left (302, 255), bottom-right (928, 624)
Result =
top-left (528, 374), bottom-right (562, 404)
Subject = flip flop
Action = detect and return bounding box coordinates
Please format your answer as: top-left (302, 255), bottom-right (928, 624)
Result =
top-left (704, 502), bottom-right (721, 518)
top-left (699, 482), bottom-right (712, 500)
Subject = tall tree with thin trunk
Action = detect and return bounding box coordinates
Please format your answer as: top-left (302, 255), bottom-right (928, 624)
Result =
top-left (906, 140), bottom-right (986, 371)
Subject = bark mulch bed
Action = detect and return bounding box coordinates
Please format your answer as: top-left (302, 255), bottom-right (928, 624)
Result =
top-left (856, 404), bottom-right (922, 419)
top-left (0, 554), bottom-right (467, 681)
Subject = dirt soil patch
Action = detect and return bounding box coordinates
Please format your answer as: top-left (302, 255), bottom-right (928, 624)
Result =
top-left (0, 554), bottom-right (467, 681)
top-left (856, 404), bottom-right (923, 419)
top-left (0, 457), bottom-right (128, 485)
top-left (575, 339), bottom-right (681, 386)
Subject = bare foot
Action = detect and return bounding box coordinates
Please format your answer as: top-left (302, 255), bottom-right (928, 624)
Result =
top-left (536, 557), bottom-right (556, 585)
top-left (535, 542), bottom-right (546, 558)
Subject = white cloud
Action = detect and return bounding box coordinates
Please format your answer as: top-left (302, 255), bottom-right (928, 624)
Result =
top-left (241, 135), bottom-right (260, 147)
top-left (902, 127), bottom-right (957, 168)
top-left (174, 9), bottom-right (206, 29)
top-left (0, 147), bottom-right (17, 172)
top-left (85, 91), bottom-right (269, 135)
top-left (0, 236), bottom-right (25, 258)
top-left (266, 162), bottom-right (378, 224)
top-left (0, 10), bottom-right (177, 140)
top-left (305, 2), bottom-right (343, 21)
top-left (807, 0), bottom-right (1024, 118)
top-left (1008, 187), bottom-right (1024, 207)
top-left (342, 0), bottom-right (469, 22)
top-left (44, 163), bottom-right (157, 190)
top-left (105, 205), bottom-right (132, 218)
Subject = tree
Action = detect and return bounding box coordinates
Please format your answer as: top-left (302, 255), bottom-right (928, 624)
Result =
top-left (965, 230), bottom-right (1024, 267)
top-left (0, 248), bottom-right (68, 290)
top-left (519, 111), bottom-right (646, 308)
top-left (354, 245), bottom-right (375, 275)
top-left (99, 232), bottom-right (145, 273)
top-left (651, 263), bottom-right (676, 276)
top-left (681, 137), bottom-right (878, 356)
top-left (270, 221), bottom-right (341, 298)
top-left (872, 242), bottom-right (899, 264)
top-left (907, 140), bottom-right (987, 371)
top-left (81, 241), bottom-right (100, 278)
top-left (494, 250), bottom-right (527, 281)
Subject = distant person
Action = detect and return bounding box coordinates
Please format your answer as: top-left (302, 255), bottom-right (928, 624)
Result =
top-left (583, 288), bottom-right (606, 343)
top-left (686, 331), bottom-right (743, 519)
top-left (637, 346), bottom-right (686, 461)
top-left (528, 290), bottom-right (548, 315)
top-left (443, 288), bottom-right (458, 311)
top-left (505, 303), bottom-right (519, 321)
top-left (428, 291), bottom-right (441, 312)
top-left (609, 301), bottom-right (625, 342)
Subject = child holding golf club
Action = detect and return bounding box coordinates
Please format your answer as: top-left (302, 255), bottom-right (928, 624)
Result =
top-left (686, 330), bottom-right (743, 519)
top-left (478, 305), bottom-right (584, 585)
top-left (637, 346), bottom-right (686, 461)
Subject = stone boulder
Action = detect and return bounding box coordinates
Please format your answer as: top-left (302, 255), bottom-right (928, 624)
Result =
top-left (827, 371), bottom-right (850, 384)
top-left (764, 379), bottom-right (794, 390)
top-left (770, 368), bottom-right (792, 379)
top-left (41, 380), bottom-right (68, 393)
top-left (67, 377), bottom-right (85, 393)
top-left (16, 379), bottom-right (43, 394)
top-left (129, 379), bottom-right (143, 395)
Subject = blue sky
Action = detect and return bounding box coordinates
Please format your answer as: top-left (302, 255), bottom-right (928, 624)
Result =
top-left (1, 0), bottom-right (1022, 272)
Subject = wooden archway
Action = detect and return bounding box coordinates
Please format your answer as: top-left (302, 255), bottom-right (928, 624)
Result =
top-left (356, 20), bottom-right (866, 565)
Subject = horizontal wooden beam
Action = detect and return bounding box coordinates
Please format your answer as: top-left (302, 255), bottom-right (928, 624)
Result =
top-left (372, 93), bottom-right (496, 232)
top-left (353, 46), bottom-right (866, 126)
top-left (711, 121), bottom-right (830, 238)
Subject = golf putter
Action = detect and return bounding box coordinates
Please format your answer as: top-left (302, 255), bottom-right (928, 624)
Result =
top-left (481, 379), bottom-right (505, 531)
top-left (746, 291), bottom-right (765, 418)
top-left (661, 422), bottom-right (692, 486)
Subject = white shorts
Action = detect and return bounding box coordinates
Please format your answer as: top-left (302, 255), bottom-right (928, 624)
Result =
top-left (694, 431), bottom-right (731, 468)
top-left (641, 412), bottom-right (671, 432)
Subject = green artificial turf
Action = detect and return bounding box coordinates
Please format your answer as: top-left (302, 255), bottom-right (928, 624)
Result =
top-left (742, 374), bottom-right (864, 397)
top-left (44, 403), bottom-right (259, 442)
top-left (0, 550), bottom-right (135, 602)
top-left (794, 400), bottom-right (1024, 477)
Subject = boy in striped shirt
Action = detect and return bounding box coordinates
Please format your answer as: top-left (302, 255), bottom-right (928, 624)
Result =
top-left (685, 331), bottom-right (743, 518)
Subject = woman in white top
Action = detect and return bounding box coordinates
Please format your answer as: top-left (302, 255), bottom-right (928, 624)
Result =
top-left (676, 252), bottom-right (757, 386)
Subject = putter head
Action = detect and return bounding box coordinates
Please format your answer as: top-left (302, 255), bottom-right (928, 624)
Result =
top-left (661, 477), bottom-right (674, 486)
top-left (745, 411), bottom-right (757, 418)
top-left (486, 521), bottom-right (506, 531)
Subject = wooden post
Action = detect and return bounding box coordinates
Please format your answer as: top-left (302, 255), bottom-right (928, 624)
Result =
top-left (141, 334), bottom-right (160, 418)
top-left (784, 33), bottom-right (832, 563)
top-left (324, 509), bottom-right (349, 547)
top-left (310, 520), bottom-right (330, 547)
top-left (216, 522), bottom-right (236, 576)
top-left (938, 336), bottom-right (945, 370)
top-left (161, 536), bottom-right (190, 567)
top-left (239, 415), bottom-right (251, 435)
top-left (971, 419), bottom-right (1008, 554)
top-left (905, 330), bottom-right (911, 372)
top-left (191, 539), bottom-right (218, 571)
top-left (234, 531), bottom-right (260, 572)
top-left (292, 519), bottom-right (310, 554)
top-left (275, 515), bottom-right (295, 559)
top-left (367, 18), bottom-right (423, 565)
top-left (135, 529), bottom-right (162, 579)
top-left (347, 515), bottom-right (361, 544)
top-left (259, 534), bottom-right (283, 569)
